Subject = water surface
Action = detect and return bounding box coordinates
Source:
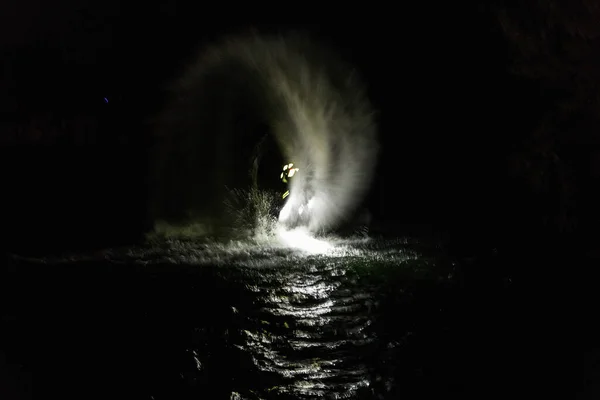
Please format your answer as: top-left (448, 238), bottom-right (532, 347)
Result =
top-left (2, 236), bottom-right (472, 399)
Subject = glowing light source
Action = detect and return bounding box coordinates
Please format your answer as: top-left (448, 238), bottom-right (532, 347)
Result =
top-left (276, 227), bottom-right (332, 254)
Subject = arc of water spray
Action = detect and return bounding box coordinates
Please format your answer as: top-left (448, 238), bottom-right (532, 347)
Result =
top-left (151, 33), bottom-right (378, 239)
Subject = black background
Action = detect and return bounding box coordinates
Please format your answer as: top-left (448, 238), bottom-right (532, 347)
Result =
top-left (0, 1), bottom-right (598, 257)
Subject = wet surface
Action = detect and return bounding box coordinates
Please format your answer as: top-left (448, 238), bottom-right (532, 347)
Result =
top-left (0, 236), bottom-right (594, 399)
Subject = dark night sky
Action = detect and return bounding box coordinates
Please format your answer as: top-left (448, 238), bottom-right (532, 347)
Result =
top-left (1, 1), bottom-right (599, 255)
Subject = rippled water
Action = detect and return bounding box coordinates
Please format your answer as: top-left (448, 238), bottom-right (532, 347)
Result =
top-left (3, 236), bottom-right (460, 399)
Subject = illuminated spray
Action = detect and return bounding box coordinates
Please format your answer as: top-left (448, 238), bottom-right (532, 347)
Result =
top-left (151, 33), bottom-right (378, 248)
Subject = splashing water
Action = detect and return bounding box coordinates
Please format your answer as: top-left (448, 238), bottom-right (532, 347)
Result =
top-left (276, 226), bottom-right (333, 254)
top-left (10, 237), bottom-right (447, 399)
top-left (150, 33), bottom-right (378, 241)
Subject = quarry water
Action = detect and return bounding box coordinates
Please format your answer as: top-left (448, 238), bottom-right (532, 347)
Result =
top-left (1, 236), bottom-right (527, 399)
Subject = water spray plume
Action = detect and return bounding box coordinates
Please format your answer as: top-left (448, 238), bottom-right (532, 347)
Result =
top-left (276, 226), bottom-right (333, 254)
top-left (150, 33), bottom-right (378, 241)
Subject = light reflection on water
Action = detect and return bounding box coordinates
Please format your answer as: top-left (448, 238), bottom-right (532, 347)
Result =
top-left (237, 263), bottom-right (372, 398)
top-left (14, 236), bottom-right (450, 399)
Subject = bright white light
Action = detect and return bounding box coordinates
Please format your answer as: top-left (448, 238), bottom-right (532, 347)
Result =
top-left (276, 226), bottom-right (332, 254)
top-left (279, 201), bottom-right (293, 223)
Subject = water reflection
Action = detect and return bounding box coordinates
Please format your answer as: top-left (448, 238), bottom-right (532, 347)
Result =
top-left (140, 237), bottom-right (428, 399)
top-left (12, 236), bottom-right (448, 399)
top-left (233, 261), bottom-right (375, 398)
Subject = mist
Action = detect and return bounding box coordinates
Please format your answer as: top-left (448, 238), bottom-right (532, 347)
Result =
top-left (150, 33), bottom-right (378, 238)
